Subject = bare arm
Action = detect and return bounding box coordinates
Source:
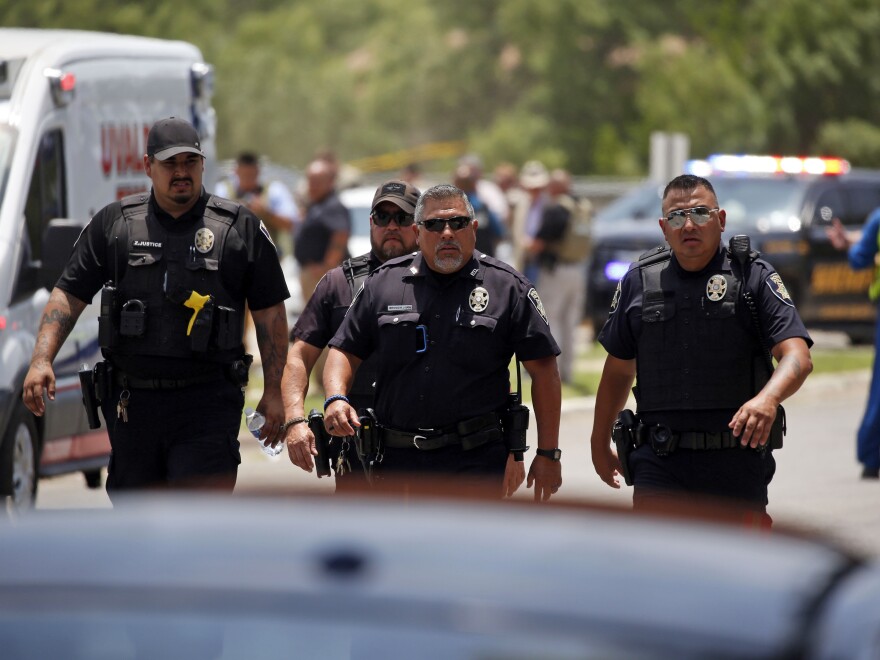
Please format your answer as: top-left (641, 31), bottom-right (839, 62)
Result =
top-left (729, 337), bottom-right (813, 447)
top-left (523, 355), bottom-right (562, 501)
top-left (323, 230), bottom-right (350, 271)
top-left (282, 338), bottom-right (322, 471)
top-left (590, 355), bottom-right (637, 488)
top-left (250, 302), bottom-right (289, 447)
top-left (23, 288), bottom-right (88, 416)
top-left (321, 346), bottom-right (362, 436)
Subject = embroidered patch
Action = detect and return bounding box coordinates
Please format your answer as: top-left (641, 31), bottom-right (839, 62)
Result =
top-left (766, 273), bottom-right (794, 306)
top-left (706, 274), bottom-right (728, 302)
top-left (528, 288), bottom-right (549, 325)
top-left (609, 281), bottom-right (622, 314)
top-left (194, 227), bottom-right (214, 253)
top-left (469, 287), bottom-right (489, 313)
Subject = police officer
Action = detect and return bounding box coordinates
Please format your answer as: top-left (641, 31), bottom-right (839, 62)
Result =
top-left (283, 180), bottom-right (421, 488)
top-left (590, 174), bottom-right (813, 522)
top-left (22, 117), bottom-right (290, 501)
top-left (322, 184), bottom-right (563, 501)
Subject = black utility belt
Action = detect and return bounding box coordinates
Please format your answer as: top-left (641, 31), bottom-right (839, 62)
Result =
top-left (112, 369), bottom-right (227, 390)
top-left (379, 412), bottom-right (501, 451)
top-left (636, 424), bottom-right (744, 455)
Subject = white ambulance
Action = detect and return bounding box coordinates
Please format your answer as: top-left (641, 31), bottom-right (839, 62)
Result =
top-left (0, 28), bottom-right (217, 512)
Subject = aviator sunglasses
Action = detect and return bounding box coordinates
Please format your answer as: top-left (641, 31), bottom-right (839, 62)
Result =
top-left (417, 216), bottom-right (472, 232)
top-left (371, 210), bottom-right (415, 227)
top-left (663, 206), bottom-right (720, 229)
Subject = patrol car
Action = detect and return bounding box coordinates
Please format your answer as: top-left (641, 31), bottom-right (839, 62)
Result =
top-left (586, 155), bottom-right (880, 342)
top-left (0, 28), bottom-right (216, 512)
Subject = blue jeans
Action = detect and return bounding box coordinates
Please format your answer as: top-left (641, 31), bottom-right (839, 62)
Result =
top-left (857, 317), bottom-right (880, 470)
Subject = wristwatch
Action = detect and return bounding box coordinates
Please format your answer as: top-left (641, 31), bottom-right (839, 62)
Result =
top-left (536, 447), bottom-right (562, 461)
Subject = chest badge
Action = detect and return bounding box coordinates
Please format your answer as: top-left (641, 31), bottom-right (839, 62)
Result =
top-left (469, 286), bottom-right (490, 313)
top-left (706, 274), bottom-right (728, 302)
top-left (194, 227), bottom-right (215, 254)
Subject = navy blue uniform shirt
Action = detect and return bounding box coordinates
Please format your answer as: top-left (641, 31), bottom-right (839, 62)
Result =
top-left (329, 252), bottom-right (560, 430)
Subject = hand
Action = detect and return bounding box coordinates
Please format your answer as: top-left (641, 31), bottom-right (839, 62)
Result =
top-left (22, 359), bottom-right (55, 416)
top-left (526, 454), bottom-right (562, 502)
top-left (729, 394), bottom-right (778, 448)
top-left (501, 454), bottom-right (526, 498)
top-left (825, 218), bottom-right (850, 251)
top-left (286, 420), bottom-right (317, 472)
top-left (324, 401), bottom-right (360, 437)
top-left (591, 441), bottom-right (622, 489)
top-left (254, 390), bottom-right (286, 449)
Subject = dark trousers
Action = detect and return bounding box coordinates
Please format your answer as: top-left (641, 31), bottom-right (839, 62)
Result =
top-left (375, 438), bottom-right (508, 494)
top-left (100, 379), bottom-right (243, 502)
top-left (629, 444), bottom-right (776, 523)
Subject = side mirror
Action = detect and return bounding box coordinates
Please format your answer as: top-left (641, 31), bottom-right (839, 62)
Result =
top-left (40, 219), bottom-right (83, 290)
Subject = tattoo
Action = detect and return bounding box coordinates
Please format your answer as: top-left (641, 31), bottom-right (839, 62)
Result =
top-left (33, 308), bottom-right (76, 361)
top-left (254, 306), bottom-right (289, 386)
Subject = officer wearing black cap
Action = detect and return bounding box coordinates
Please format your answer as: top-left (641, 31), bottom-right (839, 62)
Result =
top-left (322, 184), bottom-right (563, 500)
top-left (590, 174), bottom-right (813, 523)
top-left (23, 117), bottom-right (290, 501)
top-left (283, 180), bottom-right (421, 488)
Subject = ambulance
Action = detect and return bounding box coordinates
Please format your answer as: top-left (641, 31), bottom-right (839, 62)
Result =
top-left (0, 28), bottom-right (217, 512)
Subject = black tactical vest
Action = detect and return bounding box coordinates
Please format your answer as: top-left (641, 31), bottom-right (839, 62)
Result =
top-left (342, 254), bottom-right (380, 410)
top-left (635, 247), bottom-right (769, 413)
top-left (104, 194), bottom-right (244, 362)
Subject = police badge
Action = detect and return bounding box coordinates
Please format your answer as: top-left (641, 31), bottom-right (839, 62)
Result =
top-left (706, 274), bottom-right (728, 302)
top-left (194, 227), bottom-right (214, 253)
top-left (469, 287), bottom-right (489, 313)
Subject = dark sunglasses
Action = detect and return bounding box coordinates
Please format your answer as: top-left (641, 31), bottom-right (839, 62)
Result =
top-left (371, 210), bottom-right (415, 227)
top-left (664, 206), bottom-right (719, 229)
top-left (417, 216), bottom-right (472, 232)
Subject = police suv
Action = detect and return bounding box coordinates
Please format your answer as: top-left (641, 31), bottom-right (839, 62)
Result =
top-left (586, 155), bottom-right (880, 342)
top-left (0, 28), bottom-right (216, 512)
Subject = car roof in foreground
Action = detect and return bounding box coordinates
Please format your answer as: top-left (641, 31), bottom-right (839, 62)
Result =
top-left (1, 492), bottom-right (877, 659)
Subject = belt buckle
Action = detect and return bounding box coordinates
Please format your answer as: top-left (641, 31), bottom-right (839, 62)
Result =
top-left (413, 434), bottom-right (427, 449)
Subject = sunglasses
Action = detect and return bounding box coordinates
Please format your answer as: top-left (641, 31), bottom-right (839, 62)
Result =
top-left (417, 216), bottom-right (472, 232)
top-left (371, 210), bottom-right (415, 227)
top-left (663, 206), bottom-right (719, 229)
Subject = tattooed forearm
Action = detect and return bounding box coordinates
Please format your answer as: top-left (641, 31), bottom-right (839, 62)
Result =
top-left (252, 303), bottom-right (289, 388)
top-left (31, 288), bottom-right (88, 363)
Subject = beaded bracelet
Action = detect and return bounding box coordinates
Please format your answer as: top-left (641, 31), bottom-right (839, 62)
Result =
top-left (280, 417), bottom-right (307, 431)
top-left (323, 394), bottom-right (350, 411)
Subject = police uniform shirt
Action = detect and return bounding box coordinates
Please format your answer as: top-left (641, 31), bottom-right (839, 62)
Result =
top-left (57, 189), bottom-right (288, 376)
top-left (292, 191), bottom-right (351, 267)
top-left (329, 252), bottom-right (560, 431)
top-left (598, 245), bottom-right (812, 430)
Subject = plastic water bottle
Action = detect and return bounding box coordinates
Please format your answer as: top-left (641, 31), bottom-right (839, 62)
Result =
top-left (244, 407), bottom-right (283, 457)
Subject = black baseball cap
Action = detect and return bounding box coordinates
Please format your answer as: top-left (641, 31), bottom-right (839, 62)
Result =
top-left (146, 117), bottom-right (205, 161)
top-left (371, 180), bottom-right (421, 214)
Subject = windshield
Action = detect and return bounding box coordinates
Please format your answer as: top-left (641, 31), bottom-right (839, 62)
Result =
top-left (0, 124), bottom-right (15, 212)
top-left (595, 176), bottom-right (812, 234)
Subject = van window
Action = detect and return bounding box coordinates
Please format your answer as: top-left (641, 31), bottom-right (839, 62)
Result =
top-left (811, 188), bottom-right (847, 227)
top-left (24, 129), bottom-right (67, 262)
top-left (846, 184), bottom-right (880, 227)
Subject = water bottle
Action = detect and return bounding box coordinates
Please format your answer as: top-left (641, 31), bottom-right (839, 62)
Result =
top-left (244, 407), bottom-right (284, 457)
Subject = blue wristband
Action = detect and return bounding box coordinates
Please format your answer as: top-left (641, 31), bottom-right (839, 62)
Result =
top-left (323, 394), bottom-right (350, 411)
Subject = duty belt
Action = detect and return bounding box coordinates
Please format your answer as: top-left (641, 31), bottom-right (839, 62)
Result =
top-left (113, 369), bottom-right (226, 390)
top-left (379, 412), bottom-right (501, 451)
top-left (636, 424), bottom-right (742, 455)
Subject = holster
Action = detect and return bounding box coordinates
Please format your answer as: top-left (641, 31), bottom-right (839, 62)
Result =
top-left (769, 404), bottom-right (786, 450)
top-left (499, 393), bottom-right (530, 461)
top-left (308, 409), bottom-right (332, 478)
top-left (611, 409), bottom-right (638, 486)
top-left (78, 365), bottom-right (101, 430)
top-left (357, 408), bottom-right (379, 459)
top-left (226, 354), bottom-right (253, 387)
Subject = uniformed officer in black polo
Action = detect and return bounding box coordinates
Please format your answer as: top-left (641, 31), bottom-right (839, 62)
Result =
top-left (323, 183), bottom-right (563, 500)
top-left (23, 117), bottom-right (290, 501)
top-left (590, 173), bottom-right (813, 522)
top-left (283, 180), bottom-right (421, 488)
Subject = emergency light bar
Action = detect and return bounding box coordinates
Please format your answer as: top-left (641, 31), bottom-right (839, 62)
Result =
top-left (686, 154), bottom-right (850, 177)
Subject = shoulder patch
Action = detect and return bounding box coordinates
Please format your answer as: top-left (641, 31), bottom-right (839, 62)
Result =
top-left (528, 288), bottom-right (550, 325)
top-left (766, 273), bottom-right (794, 306)
top-left (259, 220), bottom-right (274, 246)
top-left (609, 281), bottom-right (622, 314)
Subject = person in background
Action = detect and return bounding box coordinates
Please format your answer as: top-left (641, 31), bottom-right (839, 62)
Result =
top-left (510, 160), bottom-right (551, 283)
top-left (827, 213), bottom-right (880, 479)
top-left (453, 162), bottom-right (505, 258)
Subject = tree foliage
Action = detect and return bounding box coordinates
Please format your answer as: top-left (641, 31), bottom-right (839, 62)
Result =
top-left (2, 0), bottom-right (879, 173)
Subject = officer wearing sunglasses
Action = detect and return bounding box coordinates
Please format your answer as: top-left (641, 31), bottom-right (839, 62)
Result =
top-left (284, 180), bottom-right (421, 487)
top-left (590, 174), bottom-right (814, 524)
top-left (322, 183), bottom-right (563, 501)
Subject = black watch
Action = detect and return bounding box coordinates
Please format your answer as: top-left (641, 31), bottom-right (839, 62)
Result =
top-left (536, 447), bottom-right (562, 461)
